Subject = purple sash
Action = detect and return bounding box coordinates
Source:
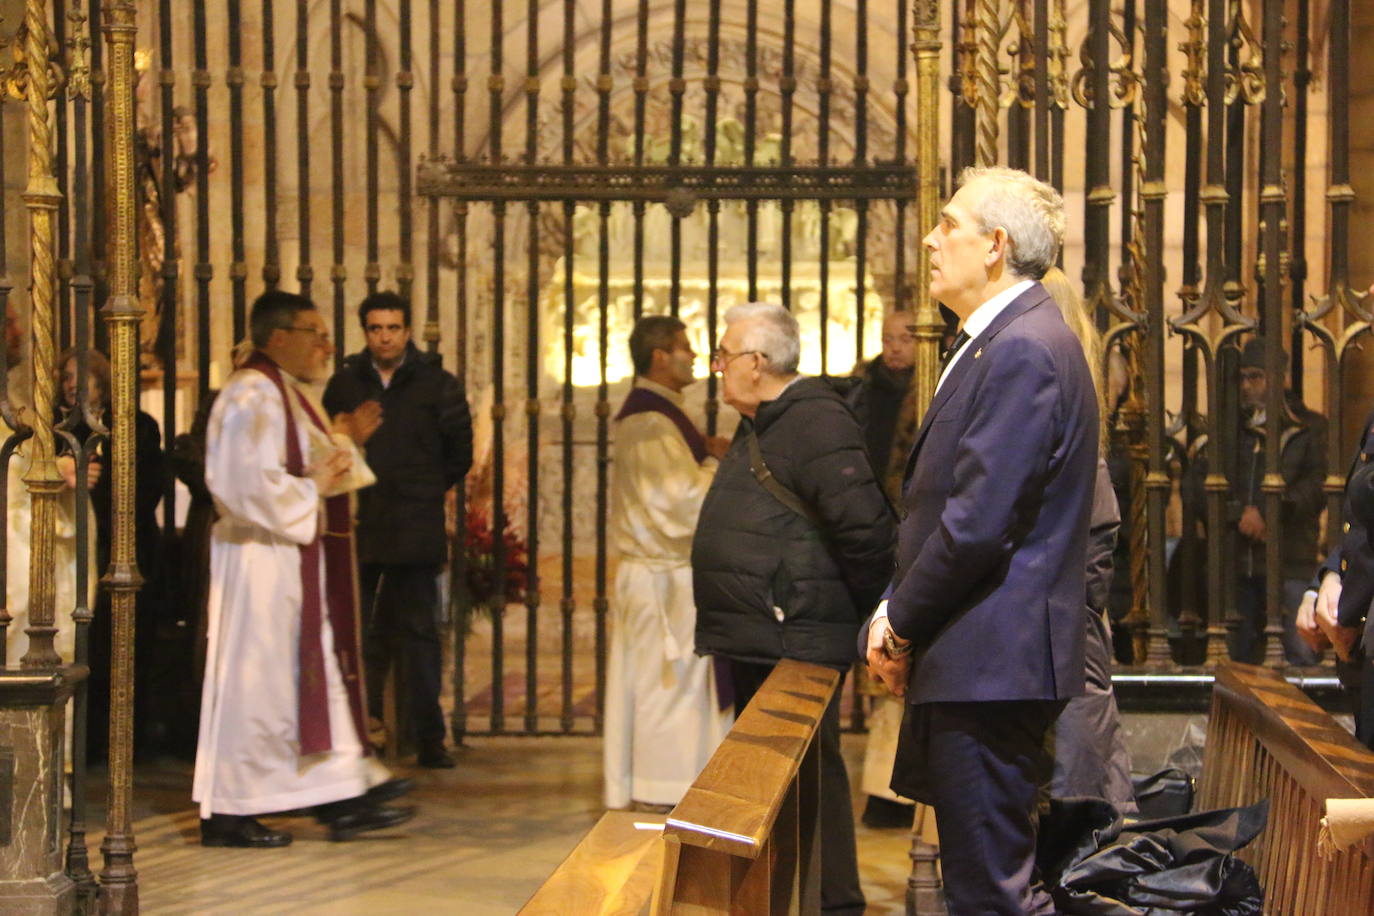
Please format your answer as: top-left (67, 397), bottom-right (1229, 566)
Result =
top-left (241, 352), bottom-right (370, 757)
top-left (615, 385), bottom-right (709, 464)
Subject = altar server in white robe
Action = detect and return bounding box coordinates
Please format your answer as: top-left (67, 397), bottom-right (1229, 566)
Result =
top-left (603, 315), bottom-right (733, 810)
top-left (193, 291), bottom-right (414, 848)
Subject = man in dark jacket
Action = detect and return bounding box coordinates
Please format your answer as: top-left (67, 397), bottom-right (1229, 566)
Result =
top-left (323, 292), bottom-right (473, 768)
top-left (693, 301), bottom-right (895, 916)
top-left (1230, 336), bottom-right (1327, 665)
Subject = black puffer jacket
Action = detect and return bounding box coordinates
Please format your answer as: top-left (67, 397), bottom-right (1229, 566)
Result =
top-left (692, 377), bottom-right (896, 670)
top-left (323, 342), bottom-right (473, 566)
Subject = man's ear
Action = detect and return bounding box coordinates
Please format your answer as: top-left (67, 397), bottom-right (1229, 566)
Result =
top-left (985, 227), bottom-right (1008, 266)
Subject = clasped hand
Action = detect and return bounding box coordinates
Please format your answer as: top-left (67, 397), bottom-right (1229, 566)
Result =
top-left (866, 617), bottom-right (911, 698)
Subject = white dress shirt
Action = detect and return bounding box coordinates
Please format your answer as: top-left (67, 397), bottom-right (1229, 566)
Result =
top-left (934, 279), bottom-right (1035, 395)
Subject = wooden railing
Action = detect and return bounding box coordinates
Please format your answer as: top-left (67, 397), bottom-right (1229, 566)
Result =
top-left (1198, 663), bottom-right (1374, 914)
top-left (521, 658), bottom-right (839, 915)
top-left (653, 659), bottom-right (839, 913)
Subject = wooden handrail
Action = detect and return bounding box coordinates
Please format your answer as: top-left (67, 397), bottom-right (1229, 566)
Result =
top-left (654, 658), bottom-right (840, 914)
top-left (1198, 662), bottom-right (1374, 914)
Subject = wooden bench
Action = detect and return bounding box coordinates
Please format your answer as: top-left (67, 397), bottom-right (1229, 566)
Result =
top-left (521, 658), bottom-right (840, 915)
top-left (519, 811), bottom-right (667, 915)
top-left (1198, 663), bottom-right (1374, 914)
top-left (653, 659), bottom-right (839, 914)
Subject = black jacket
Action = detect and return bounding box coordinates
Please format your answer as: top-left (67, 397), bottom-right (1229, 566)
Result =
top-left (323, 342), bottom-right (473, 566)
top-left (692, 377), bottom-right (896, 670)
top-left (1229, 394), bottom-right (1327, 580)
top-left (848, 358), bottom-right (913, 483)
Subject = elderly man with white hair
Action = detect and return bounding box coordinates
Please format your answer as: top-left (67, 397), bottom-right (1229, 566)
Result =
top-left (692, 301), bottom-right (895, 916)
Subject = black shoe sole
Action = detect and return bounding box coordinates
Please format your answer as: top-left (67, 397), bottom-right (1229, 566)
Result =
top-left (327, 806), bottom-right (417, 842)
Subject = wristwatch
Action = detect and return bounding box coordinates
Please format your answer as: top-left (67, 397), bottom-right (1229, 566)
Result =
top-left (883, 627), bottom-right (914, 658)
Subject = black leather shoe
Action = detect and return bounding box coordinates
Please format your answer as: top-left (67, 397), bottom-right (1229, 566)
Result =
top-left (200, 814), bottom-right (293, 848)
top-left (324, 802), bottom-right (416, 842)
top-left (365, 777), bottom-right (415, 804)
top-left (417, 746), bottom-right (456, 769)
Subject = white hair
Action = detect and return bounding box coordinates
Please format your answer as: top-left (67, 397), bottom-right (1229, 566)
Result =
top-left (722, 302), bottom-right (800, 375)
top-left (959, 166), bottom-right (1065, 280)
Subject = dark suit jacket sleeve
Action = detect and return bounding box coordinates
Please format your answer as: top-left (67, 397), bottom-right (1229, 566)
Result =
top-left (887, 337), bottom-right (1069, 643)
top-left (440, 373), bottom-right (474, 487)
top-left (1085, 458), bottom-right (1121, 613)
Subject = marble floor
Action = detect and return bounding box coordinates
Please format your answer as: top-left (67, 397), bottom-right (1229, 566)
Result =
top-left (81, 735), bottom-right (915, 915)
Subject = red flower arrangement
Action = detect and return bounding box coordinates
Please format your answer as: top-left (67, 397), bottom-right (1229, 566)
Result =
top-left (460, 506), bottom-right (530, 613)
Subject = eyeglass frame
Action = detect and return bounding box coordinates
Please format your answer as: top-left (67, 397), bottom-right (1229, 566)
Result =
top-left (281, 324), bottom-right (332, 346)
top-left (710, 346), bottom-right (765, 372)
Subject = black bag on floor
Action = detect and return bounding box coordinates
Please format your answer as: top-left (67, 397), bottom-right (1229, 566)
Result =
top-left (1132, 766), bottom-right (1196, 819)
top-left (1036, 796), bottom-right (1268, 915)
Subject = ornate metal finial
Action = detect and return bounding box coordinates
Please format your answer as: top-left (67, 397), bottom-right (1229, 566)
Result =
top-left (1180, 0), bottom-right (1207, 107)
top-left (65, 8), bottom-right (90, 100)
top-left (1225, 0), bottom-right (1265, 104)
top-left (1048, 0), bottom-right (1070, 109)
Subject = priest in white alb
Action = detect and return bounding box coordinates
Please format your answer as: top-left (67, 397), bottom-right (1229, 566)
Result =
top-left (193, 290), bottom-right (414, 847)
top-left (603, 315), bottom-right (733, 810)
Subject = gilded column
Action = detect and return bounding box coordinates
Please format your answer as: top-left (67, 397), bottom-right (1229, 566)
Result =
top-left (18, 0), bottom-right (63, 672)
top-left (911, 1), bottom-right (943, 417)
top-left (97, 1), bottom-right (142, 912)
top-left (973, 0), bottom-right (1000, 165)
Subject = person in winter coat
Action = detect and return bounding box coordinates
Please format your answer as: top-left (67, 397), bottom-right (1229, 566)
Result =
top-left (693, 301), bottom-right (895, 916)
top-left (323, 291), bottom-right (473, 768)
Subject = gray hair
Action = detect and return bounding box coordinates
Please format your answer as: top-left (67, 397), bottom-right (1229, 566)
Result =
top-left (959, 166), bottom-right (1064, 280)
top-left (723, 302), bottom-right (800, 375)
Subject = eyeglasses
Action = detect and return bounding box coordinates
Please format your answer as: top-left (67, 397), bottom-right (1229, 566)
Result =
top-left (710, 347), bottom-right (764, 371)
top-left (284, 325), bottom-right (331, 346)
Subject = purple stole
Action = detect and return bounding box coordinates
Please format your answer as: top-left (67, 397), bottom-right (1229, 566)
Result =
top-left (615, 385), bottom-right (709, 464)
top-left (614, 382), bottom-right (733, 710)
top-left (241, 352), bottom-right (370, 757)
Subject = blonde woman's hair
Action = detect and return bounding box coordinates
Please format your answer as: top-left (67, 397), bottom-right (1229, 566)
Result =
top-left (1040, 266), bottom-right (1109, 454)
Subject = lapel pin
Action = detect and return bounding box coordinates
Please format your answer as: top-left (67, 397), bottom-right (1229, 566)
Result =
top-left (973, 348), bottom-right (983, 359)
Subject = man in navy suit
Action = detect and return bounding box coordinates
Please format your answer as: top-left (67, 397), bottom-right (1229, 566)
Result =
top-left (864, 167), bottom-right (1098, 914)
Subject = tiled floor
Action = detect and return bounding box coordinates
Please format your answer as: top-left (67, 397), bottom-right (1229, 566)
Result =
top-left (81, 735), bottom-right (915, 914)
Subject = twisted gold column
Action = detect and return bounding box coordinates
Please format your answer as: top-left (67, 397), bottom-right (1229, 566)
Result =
top-left (18, 0), bottom-right (64, 672)
top-left (98, 2), bottom-right (142, 912)
top-left (974, 0), bottom-right (1000, 165)
top-left (911, 1), bottom-right (944, 418)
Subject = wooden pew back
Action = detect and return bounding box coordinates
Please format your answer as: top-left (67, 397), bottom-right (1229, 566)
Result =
top-left (653, 658), bottom-right (840, 915)
top-left (1198, 663), bottom-right (1374, 914)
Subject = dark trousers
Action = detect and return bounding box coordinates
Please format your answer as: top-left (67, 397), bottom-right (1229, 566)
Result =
top-left (359, 562), bottom-right (446, 751)
top-left (897, 700), bottom-right (1061, 916)
top-left (730, 660), bottom-right (864, 916)
top-left (1232, 575), bottom-right (1321, 665)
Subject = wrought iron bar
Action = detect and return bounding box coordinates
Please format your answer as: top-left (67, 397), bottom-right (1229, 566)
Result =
top-left (778, 0), bottom-right (794, 314)
top-left (158, 0), bottom-right (177, 542)
top-left (261, 0), bottom-right (279, 287)
top-left (194, 0), bottom-right (211, 398)
top-left (365, 0), bottom-right (379, 295)
top-left (667, 0), bottom-right (686, 319)
top-left (745, 0), bottom-right (758, 301)
top-left (819, 0), bottom-right (832, 376)
top-left (53, 0), bottom-right (70, 350)
top-left (705, 0), bottom-right (723, 434)
top-left (62, 4), bottom-right (98, 905)
top-left (558, 0), bottom-right (577, 733)
top-left (397, 0), bottom-right (414, 303)
top-left (450, 0), bottom-right (470, 744)
top-left (1033, 0), bottom-right (1048, 179)
top-left (98, 2), bottom-right (143, 909)
top-left (1290, 0), bottom-right (1309, 396)
top-left (1258, 0), bottom-right (1287, 669)
top-left (523, 0), bottom-right (539, 733)
top-left (424, 0), bottom-right (440, 351)
top-left (949, 0), bottom-right (975, 179)
top-left (631, 0), bottom-right (647, 321)
top-left (594, 0), bottom-right (612, 735)
top-left (228, 0), bottom-right (246, 341)
top-left (854, 0), bottom-right (868, 364)
top-left (329, 0), bottom-right (345, 363)
top-left (1141, 0), bottom-right (1171, 666)
top-left (488, 0), bottom-right (507, 734)
top-left (295, 0), bottom-right (311, 299)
